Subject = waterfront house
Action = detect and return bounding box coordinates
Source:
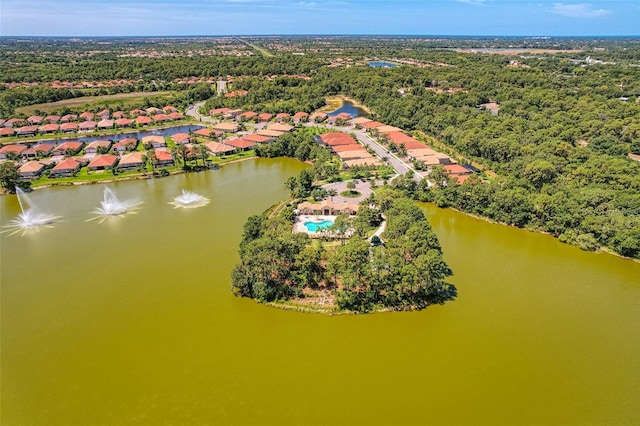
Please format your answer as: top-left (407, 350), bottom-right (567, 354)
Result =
top-left (88, 155), bottom-right (118, 171)
top-left (23, 143), bottom-right (54, 158)
top-left (39, 123), bottom-right (60, 134)
top-left (142, 135), bottom-right (166, 149)
top-left (193, 128), bottom-right (222, 139)
top-left (18, 161), bottom-right (46, 179)
top-left (224, 138), bottom-right (256, 151)
top-left (112, 138), bottom-right (138, 152)
top-left (60, 122), bottom-right (79, 133)
top-left (153, 149), bottom-right (174, 166)
top-left (78, 121), bottom-right (97, 132)
top-left (115, 118), bottom-right (133, 128)
top-left (136, 116), bottom-right (153, 126)
top-left (0, 144), bottom-right (27, 160)
top-left (168, 112), bottom-right (184, 121)
top-left (84, 140), bottom-right (112, 154)
top-left (52, 141), bottom-right (84, 156)
top-left (152, 113), bottom-right (171, 123)
top-left (205, 142), bottom-right (236, 156)
top-left (50, 157), bottom-right (82, 177)
top-left (118, 152), bottom-right (145, 170)
top-left (0, 128), bottom-right (16, 137)
top-left (242, 134), bottom-right (273, 144)
top-left (171, 133), bottom-right (192, 145)
top-left (97, 119), bottom-right (114, 130)
top-left (16, 126), bottom-right (39, 137)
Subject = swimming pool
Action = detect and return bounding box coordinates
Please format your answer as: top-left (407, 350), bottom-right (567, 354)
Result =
top-left (304, 220), bottom-right (334, 232)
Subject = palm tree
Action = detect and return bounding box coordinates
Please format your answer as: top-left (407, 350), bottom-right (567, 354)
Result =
top-left (198, 144), bottom-right (211, 169)
top-left (327, 188), bottom-right (338, 202)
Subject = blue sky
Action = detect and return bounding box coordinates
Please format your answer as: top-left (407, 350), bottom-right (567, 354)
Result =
top-left (1, 0), bottom-right (638, 37)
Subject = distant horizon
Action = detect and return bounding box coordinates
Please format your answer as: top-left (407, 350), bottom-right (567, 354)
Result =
top-left (2, 34), bottom-right (640, 40)
top-left (2, 1), bottom-right (638, 37)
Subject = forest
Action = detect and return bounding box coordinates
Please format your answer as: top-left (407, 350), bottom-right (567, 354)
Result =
top-left (1, 36), bottom-right (638, 258)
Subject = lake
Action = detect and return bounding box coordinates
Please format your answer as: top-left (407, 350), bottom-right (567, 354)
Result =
top-left (11, 124), bottom-right (206, 146)
top-left (1, 158), bottom-right (639, 425)
top-left (327, 100), bottom-right (368, 118)
top-left (369, 61), bottom-right (398, 68)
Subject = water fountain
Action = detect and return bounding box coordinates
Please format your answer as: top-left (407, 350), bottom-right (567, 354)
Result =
top-left (89, 187), bottom-right (142, 221)
top-left (169, 189), bottom-right (210, 209)
top-left (2, 188), bottom-right (60, 235)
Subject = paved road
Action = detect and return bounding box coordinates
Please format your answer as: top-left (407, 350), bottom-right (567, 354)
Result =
top-left (307, 122), bottom-right (422, 181)
top-left (185, 102), bottom-right (422, 181)
top-left (186, 102), bottom-right (216, 123)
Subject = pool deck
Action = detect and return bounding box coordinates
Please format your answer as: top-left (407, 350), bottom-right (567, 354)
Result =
top-left (293, 215), bottom-right (336, 236)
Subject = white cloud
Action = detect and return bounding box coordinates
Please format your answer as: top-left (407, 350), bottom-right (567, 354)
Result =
top-left (552, 3), bottom-right (610, 18)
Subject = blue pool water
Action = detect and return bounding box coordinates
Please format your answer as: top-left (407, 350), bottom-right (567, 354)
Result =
top-left (304, 220), bottom-right (334, 232)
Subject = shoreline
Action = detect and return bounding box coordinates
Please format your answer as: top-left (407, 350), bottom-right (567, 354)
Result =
top-left (19, 156), bottom-right (258, 192)
top-left (318, 95), bottom-right (372, 115)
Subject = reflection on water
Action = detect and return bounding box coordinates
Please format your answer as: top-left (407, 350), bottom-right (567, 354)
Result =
top-left (327, 100), bottom-right (367, 117)
top-left (1, 159), bottom-right (639, 425)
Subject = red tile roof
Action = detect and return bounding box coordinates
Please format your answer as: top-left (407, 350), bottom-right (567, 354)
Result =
top-left (136, 116), bottom-right (152, 125)
top-left (331, 143), bottom-right (365, 152)
top-left (60, 122), bottom-right (79, 131)
top-left (168, 112), bottom-right (184, 120)
top-left (444, 164), bottom-right (471, 175)
top-left (205, 141), bottom-right (236, 154)
top-left (19, 160), bottom-right (45, 174)
top-left (0, 144), bottom-right (27, 154)
top-left (78, 121), bottom-right (97, 130)
top-left (88, 155), bottom-right (118, 169)
top-left (115, 118), bottom-right (133, 127)
top-left (153, 149), bottom-right (173, 162)
top-left (52, 157), bottom-right (82, 172)
top-left (361, 121), bottom-right (385, 129)
top-left (0, 128), bottom-right (16, 136)
top-left (242, 134), bottom-right (272, 144)
top-left (224, 138), bottom-right (256, 149)
top-left (171, 133), bottom-right (191, 144)
top-left (320, 132), bottom-right (357, 146)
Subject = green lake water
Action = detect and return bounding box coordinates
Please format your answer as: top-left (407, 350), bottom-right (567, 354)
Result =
top-left (1, 158), bottom-right (639, 425)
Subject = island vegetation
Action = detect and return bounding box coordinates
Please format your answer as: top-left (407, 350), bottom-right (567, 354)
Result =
top-left (231, 186), bottom-right (455, 313)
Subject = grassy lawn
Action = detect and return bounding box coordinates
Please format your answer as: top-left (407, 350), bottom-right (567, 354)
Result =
top-left (15, 91), bottom-right (177, 116)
